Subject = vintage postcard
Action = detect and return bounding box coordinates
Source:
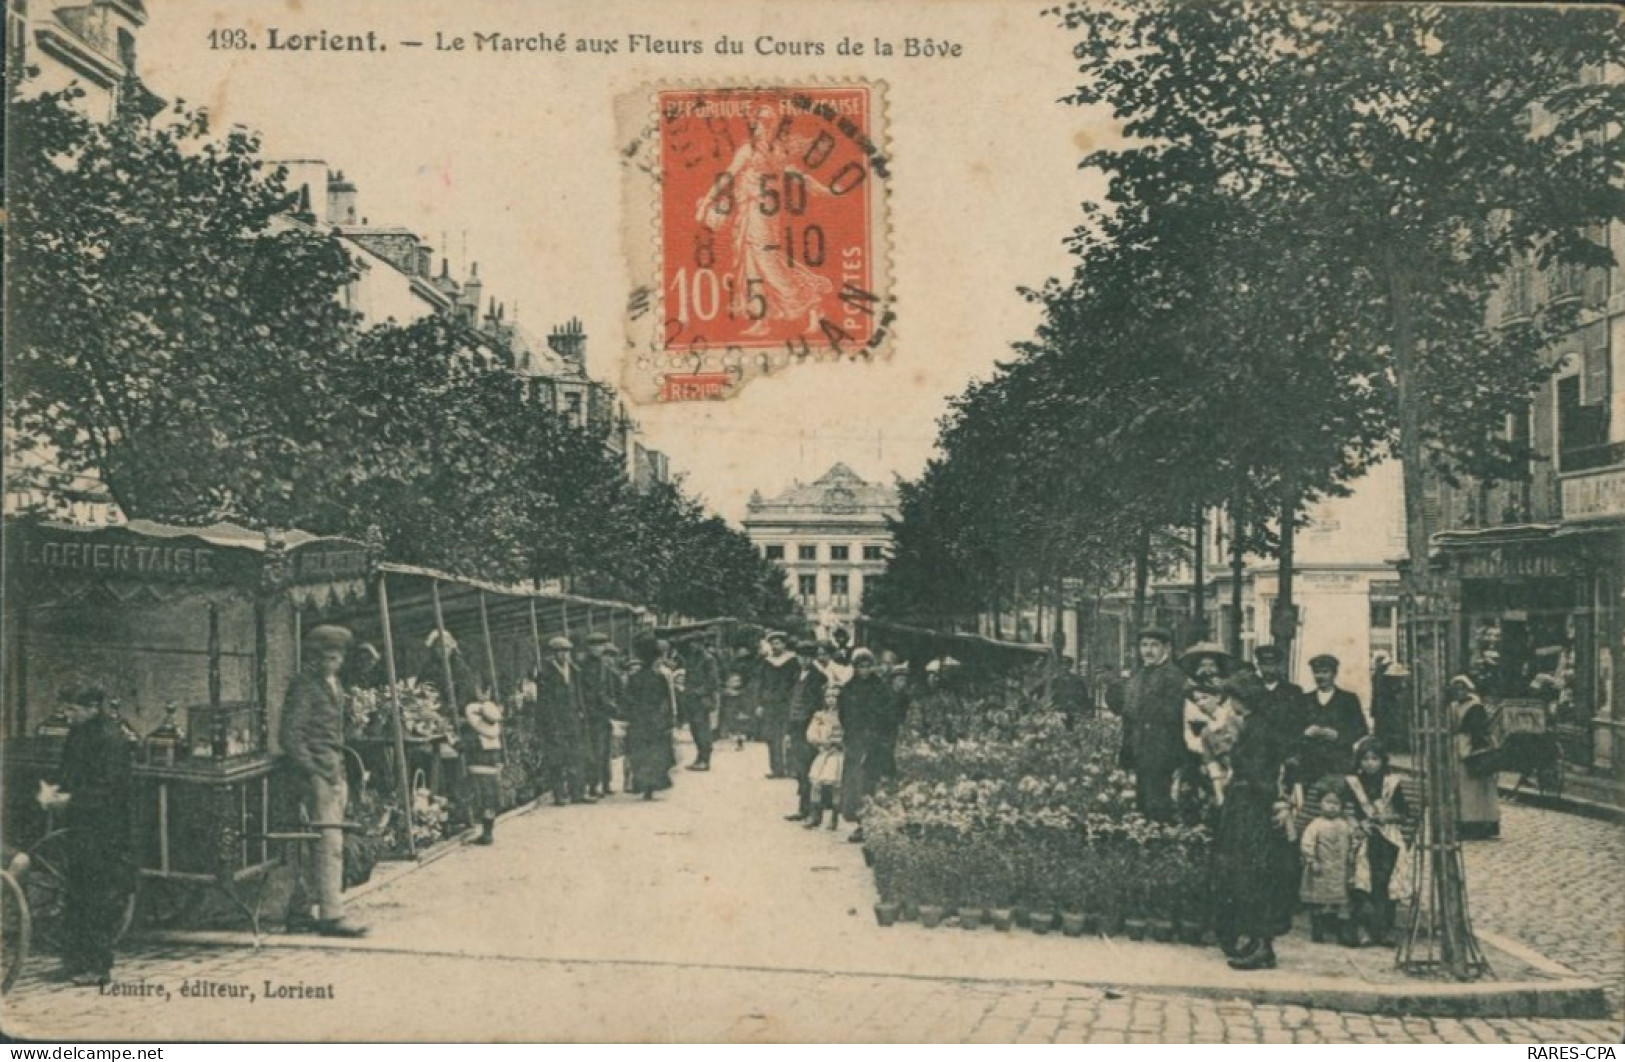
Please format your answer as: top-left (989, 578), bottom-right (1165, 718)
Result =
top-left (2, 0), bottom-right (1622, 1047)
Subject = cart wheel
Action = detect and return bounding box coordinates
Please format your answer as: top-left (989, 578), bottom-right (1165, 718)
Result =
top-left (23, 829), bottom-right (137, 955)
top-left (0, 870), bottom-right (31, 994)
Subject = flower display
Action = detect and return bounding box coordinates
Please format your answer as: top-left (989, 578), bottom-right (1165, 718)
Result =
top-left (866, 688), bottom-right (1211, 930)
top-left (349, 679), bottom-right (452, 741)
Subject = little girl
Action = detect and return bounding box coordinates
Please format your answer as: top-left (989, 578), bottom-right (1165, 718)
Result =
top-left (1299, 787), bottom-right (1359, 945)
top-left (1344, 737), bottom-right (1412, 947)
top-left (460, 695), bottom-right (505, 845)
top-left (803, 687), bottom-right (845, 831)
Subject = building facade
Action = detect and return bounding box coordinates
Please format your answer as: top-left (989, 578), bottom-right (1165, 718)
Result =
top-left (1425, 179), bottom-right (1623, 777)
top-left (743, 464), bottom-right (898, 636)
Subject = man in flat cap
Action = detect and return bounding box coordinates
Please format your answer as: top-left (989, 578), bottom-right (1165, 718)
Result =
top-left (784, 639), bottom-right (830, 821)
top-left (579, 632), bottom-right (618, 798)
top-left (757, 631), bottom-right (799, 779)
top-left (279, 625), bottom-right (368, 938)
top-left (1298, 653), bottom-right (1368, 789)
top-left (536, 635), bottom-right (593, 806)
top-left (1121, 626), bottom-right (1187, 822)
top-left (682, 636), bottom-right (721, 772)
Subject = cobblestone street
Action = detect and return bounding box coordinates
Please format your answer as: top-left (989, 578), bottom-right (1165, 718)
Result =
top-left (4, 741), bottom-right (1621, 1043)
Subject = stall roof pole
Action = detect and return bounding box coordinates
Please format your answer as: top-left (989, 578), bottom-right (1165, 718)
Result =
top-left (430, 580), bottom-right (460, 712)
top-left (528, 598), bottom-right (544, 673)
top-left (207, 603), bottom-right (222, 713)
top-left (377, 573), bottom-right (418, 857)
top-left (478, 591), bottom-right (500, 702)
top-left (561, 601), bottom-right (570, 639)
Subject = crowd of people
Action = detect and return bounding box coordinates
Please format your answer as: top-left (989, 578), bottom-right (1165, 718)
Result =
top-left (1114, 625), bottom-right (1499, 972)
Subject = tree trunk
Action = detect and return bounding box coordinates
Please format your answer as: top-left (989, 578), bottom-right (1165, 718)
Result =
top-left (1132, 526), bottom-right (1151, 636)
top-left (1271, 485), bottom-right (1300, 660)
top-left (1192, 507), bottom-right (1207, 640)
top-left (1387, 253), bottom-right (1486, 980)
top-left (1229, 484), bottom-right (1247, 660)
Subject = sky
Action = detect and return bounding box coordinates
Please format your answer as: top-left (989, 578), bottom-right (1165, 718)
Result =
top-left (136, 0), bottom-right (1113, 522)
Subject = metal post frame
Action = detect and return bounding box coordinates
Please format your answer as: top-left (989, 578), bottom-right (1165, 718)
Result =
top-left (478, 590), bottom-right (501, 701)
top-left (376, 573), bottom-right (418, 856)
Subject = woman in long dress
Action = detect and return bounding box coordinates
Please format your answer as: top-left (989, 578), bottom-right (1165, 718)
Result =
top-left (1449, 675), bottom-right (1501, 840)
top-left (623, 635), bottom-right (675, 799)
top-left (1209, 673), bottom-right (1295, 971)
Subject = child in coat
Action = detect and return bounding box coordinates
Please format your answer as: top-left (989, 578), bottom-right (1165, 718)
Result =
top-left (1344, 737), bottom-right (1412, 947)
top-left (460, 696), bottom-right (506, 845)
top-left (803, 688), bottom-right (845, 831)
top-left (1299, 787), bottom-right (1359, 945)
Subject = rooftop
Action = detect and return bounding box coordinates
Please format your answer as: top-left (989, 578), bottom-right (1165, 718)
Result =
top-left (744, 463), bottom-right (899, 523)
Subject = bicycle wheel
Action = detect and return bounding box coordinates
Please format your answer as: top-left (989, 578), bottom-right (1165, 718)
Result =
top-left (0, 870), bottom-right (30, 993)
top-left (24, 829), bottom-right (136, 956)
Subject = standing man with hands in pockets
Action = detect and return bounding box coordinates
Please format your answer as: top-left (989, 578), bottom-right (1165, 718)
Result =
top-left (279, 624), bottom-right (369, 938)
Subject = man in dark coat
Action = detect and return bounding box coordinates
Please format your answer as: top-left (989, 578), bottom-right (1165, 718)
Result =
top-left (838, 649), bottom-right (900, 841)
top-left (784, 640), bottom-right (830, 821)
top-left (1121, 626), bottom-right (1187, 822)
top-left (278, 625), bottom-right (368, 938)
top-left (536, 636), bottom-right (594, 805)
top-left (44, 683), bottom-right (137, 982)
top-left (1297, 653), bottom-right (1368, 788)
top-left (682, 637), bottom-right (720, 771)
top-left (756, 632), bottom-right (799, 778)
top-left (579, 632), bottom-right (619, 797)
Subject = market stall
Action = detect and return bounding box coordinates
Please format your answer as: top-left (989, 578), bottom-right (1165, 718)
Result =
top-left (1, 517), bottom-right (389, 931)
top-left (318, 563), bottom-right (653, 847)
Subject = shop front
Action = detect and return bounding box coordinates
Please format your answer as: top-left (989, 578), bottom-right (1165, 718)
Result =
top-left (1, 517), bottom-right (379, 928)
top-left (1434, 525), bottom-right (1619, 777)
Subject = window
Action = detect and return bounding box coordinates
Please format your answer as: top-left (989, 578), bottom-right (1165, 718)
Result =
top-left (831, 574), bottom-right (849, 597)
top-left (564, 391), bottom-right (583, 428)
top-left (764, 545), bottom-right (784, 561)
top-left (1370, 603), bottom-right (1396, 630)
top-left (1558, 372), bottom-right (1607, 471)
top-left (798, 544), bottom-right (817, 562)
top-left (798, 574), bottom-right (818, 598)
top-left (830, 545), bottom-right (849, 562)
top-left (863, 545), bottom-right (884, 561)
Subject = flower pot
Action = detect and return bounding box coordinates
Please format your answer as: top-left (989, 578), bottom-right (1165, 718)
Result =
top-left (1099, 911), bottom-right (1125, 938)
top-left (1012, 907), bottom-right (1032, 929)
top-left (874, 902), bottom-right (900, 928)
top-left (918, 904), bottom-right (946, 929)
top-left (1178, 919), bottom-right (1207, 946)
top-left (899, 900), bottom-right (919, 922)
top-left (1061, 912), bottom-right (1088, 938)
top-left (1030, 911), bottom-right (1056, 935)
top-left (989, 908), bottom-right (1015, 932)
top-left (1150, 918), bottom-right (1176, 943)
top-left (959, 909), bottom-right (984, 931)
top-left (1124, 918), bottom-right (1148, 941)
top-left (1081, 912), bottom-right (1102, 936)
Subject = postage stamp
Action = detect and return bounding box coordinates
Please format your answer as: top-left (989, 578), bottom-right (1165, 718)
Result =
top-left (618, 83), bottom-right (894, 403)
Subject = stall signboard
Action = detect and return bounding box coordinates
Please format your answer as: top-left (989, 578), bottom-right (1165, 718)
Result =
top-left (5, 520), bottom-right (373, 593)
top-left (1562, 467), bottom-right (1625, 524)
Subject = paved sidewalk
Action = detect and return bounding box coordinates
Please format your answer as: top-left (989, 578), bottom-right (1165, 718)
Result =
top-left (3, 738), bottom-right (1619, 1042)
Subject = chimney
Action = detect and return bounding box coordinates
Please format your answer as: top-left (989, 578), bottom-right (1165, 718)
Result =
top-left (462, 262), bottom-right (483, 314)
top-left (547, 317), bottom-right (587, 370)
top-left (327, 170), bottom-right (358, 225)
top-left (293, 183), bottom-right (315, 224)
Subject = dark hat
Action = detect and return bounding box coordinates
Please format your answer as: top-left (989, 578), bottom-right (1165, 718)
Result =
top-left (1177, 642), bottom-right (1232, 677)
top-left (632, 632), bottom-right (660, 664)
top-left (586, 632), bottom-right (611, 646)
top-left (61, 682), bottom-right (108, 709)
top-left (304, 625), bottom-right (353, 652)
top-left (1308, 653), bottom-right (1341, 671)
top-left (1218, 671), bottom-right (1266, 708)
top-left (1137, 626), bottom-right (1173, 645)
top-left (795, 639), bottom-right (818, 655)
top-left (1253, 645), bottom-right (1285, 665)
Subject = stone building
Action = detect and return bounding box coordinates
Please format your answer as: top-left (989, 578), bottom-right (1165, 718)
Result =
top-left (743, 464), bottom-right (898, 636)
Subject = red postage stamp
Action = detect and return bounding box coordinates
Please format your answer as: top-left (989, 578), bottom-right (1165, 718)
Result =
top-left (619, 83), bottom-right (893, 403)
